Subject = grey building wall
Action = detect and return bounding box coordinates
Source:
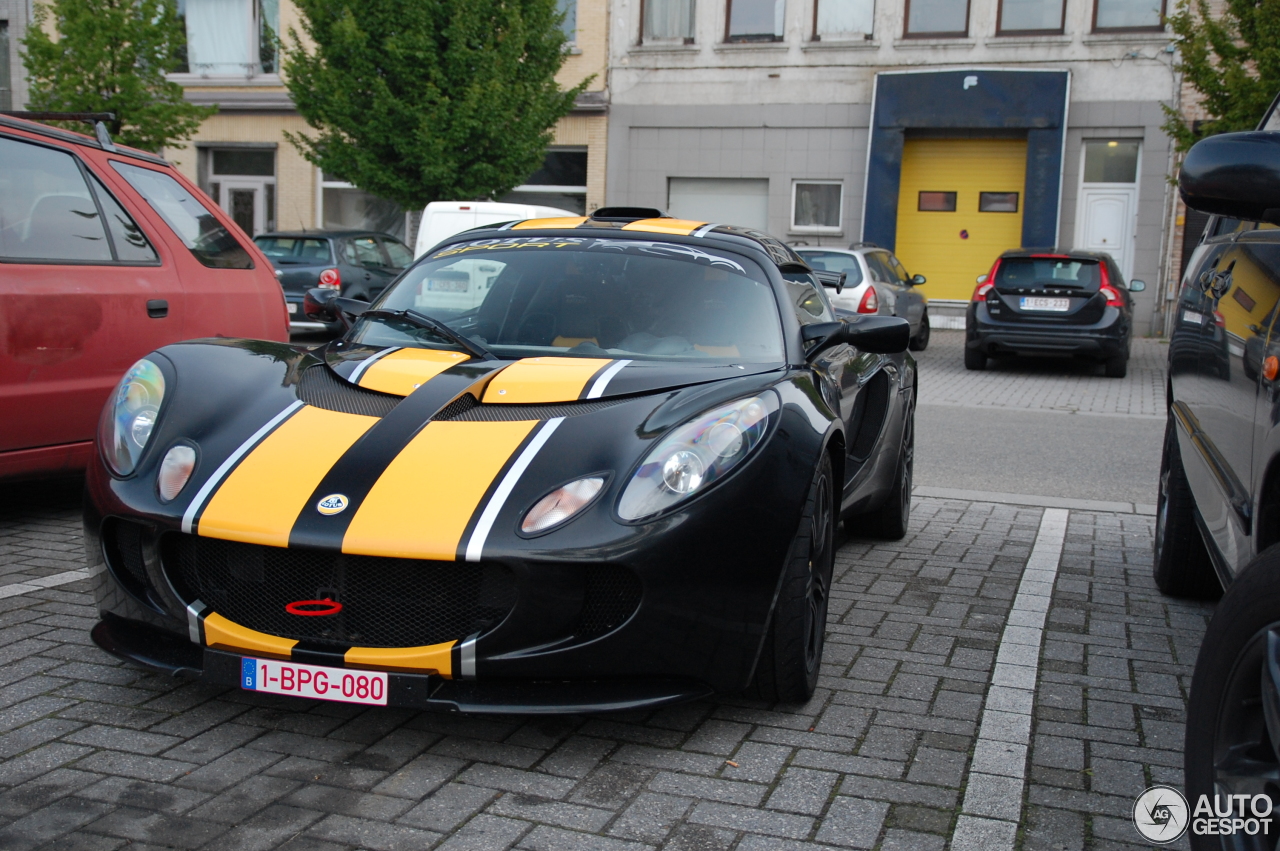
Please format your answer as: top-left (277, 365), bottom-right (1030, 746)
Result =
top-left (0, 0), bottom-right (30, 111)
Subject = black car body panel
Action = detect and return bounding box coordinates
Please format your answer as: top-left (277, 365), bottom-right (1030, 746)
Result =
top-left (86, 217), bottom-right (914, 712)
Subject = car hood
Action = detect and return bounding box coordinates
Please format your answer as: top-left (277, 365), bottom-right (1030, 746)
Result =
top-left (146, 339), bottom-right (785, 562)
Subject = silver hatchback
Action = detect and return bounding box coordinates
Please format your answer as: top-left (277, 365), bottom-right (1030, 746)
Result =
top-left (798, 245), bottom-right (931, 351)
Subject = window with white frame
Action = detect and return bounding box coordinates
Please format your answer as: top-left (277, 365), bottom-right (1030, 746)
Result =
top-left (792, 181), bottom-right (842, 232)
top-left (319, 172), bottom-right (407, 241)
top-left (558, 0), bottom-right (577, 43)
top-left (642, 0), bottom-right (696, 43)
top-left (814, 0), bottom-right (874, 40)
top-left (175, 0), bottom-right (279, 77)
top-left (727, 0), bottom-right (784, 42)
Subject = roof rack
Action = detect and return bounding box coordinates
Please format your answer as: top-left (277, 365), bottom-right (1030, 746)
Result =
top-left (0, 111), bottom-right (166, 165)
top-left (589, 206), bottom-right (669, 222)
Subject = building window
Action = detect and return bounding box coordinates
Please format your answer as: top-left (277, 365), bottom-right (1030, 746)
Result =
top-left (0, 21), bottom-right (11, 112)
top-left (200, 147), bottom-right (276, 236)
top-left (642, 0), bottom-right (696, 43)
top-left (727, 0), bottom-right (784, 42)
top-left (997, 0), bottom-right (1064, 33)
top-left (1083, 140), bottom-right (1140, 183)
top-left (918, 191), bottom-right (957, 212)
top-left (979, 192), bottom-right (1019, 212)
top-left (558, 0), bottom-right (577, 42)
top-left (792, 181), bottom-right (842, 232)
top-left (501, 148), bottom-right (588, 215)
top-left (175, 0), bottom-right (279, 77)
top-left (1093, 0), bottom-right (1163, 31)
top-left (813, 0), bottom-right (874, 40)
top-left (904, 0), bottom-right (969, 36)
top-left (320, 172), bottom-right (407, 240)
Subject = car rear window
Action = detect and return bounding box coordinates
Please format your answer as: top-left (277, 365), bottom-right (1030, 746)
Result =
top-left (796, 251), bottom-right (865, 285)
top-left (995, 257), bottom-right (1101, 291)
top-left (255, 237), bottom-right (331, 263)
top-left (110, 162), bottom-right (252, 269)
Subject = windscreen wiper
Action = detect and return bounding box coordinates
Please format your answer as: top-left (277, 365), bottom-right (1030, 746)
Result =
top-left (360, 308), bottom-right (495, 361)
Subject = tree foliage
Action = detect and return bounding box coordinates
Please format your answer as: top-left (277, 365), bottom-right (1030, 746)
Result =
top-left (20, 0), bottom-right (214, 151)
top-left (283, 0), bottom-right (587, 209)
top-left (1162, 0), bottom-right (1280, 153)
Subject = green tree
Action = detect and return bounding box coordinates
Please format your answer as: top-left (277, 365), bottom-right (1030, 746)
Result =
top-left (1162, 0), bottom-right (1280, 153)
top-left (283, 0), bottom-right (588, 210)
top-left (20, 0), bottom-right (214, 152)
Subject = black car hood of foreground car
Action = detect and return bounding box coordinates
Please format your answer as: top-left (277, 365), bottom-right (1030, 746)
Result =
top-left (111, 337), bottom-right (791, 561)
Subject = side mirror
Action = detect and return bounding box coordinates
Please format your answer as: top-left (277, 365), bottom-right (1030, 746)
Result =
top-left (803, 315), bottom-right (910, 360)
top-left (1180, 132), bottom-right (1280, 224)
top-left (911, 274), bottom-right (927, 285)
top-left (304, 289), bottom-right (371, 327)
top-left (1129, 279), bottom-right (1146, 292)
top-left (976, 274), bottom-right (988, 285)
top-left (813, 269), bottom-right (846, 294)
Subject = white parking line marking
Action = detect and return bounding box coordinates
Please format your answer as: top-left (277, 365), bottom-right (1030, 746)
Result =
top-left (0, 568), bottom-right (92, 600)
top-left (950, 507), bottom-right (1069, 851)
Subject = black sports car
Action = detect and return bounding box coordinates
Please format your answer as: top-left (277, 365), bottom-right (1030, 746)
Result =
top-left (86, 208), bottom-right (915, 714)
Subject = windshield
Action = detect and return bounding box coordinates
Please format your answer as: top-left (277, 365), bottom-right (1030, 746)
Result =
top-left (996, 257), bottom-right (1101, 291)
top-left (350, 236), bottom-right (785, 363)
top-left (255, 237), bottom-right (331, 264)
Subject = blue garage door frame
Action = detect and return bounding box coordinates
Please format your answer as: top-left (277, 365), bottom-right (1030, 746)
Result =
top-left (862, 69), bottom-right (1070, 252)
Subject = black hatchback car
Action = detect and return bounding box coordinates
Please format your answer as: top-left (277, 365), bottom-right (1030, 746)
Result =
top-left (254, 231), bottom-right (414, 331)
top-left (1155, 92), bottom-right (1280, 848)
top-left (964, 249), bottom-right (1146, 377)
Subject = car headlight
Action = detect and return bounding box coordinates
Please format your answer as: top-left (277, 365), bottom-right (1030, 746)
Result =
top-left (522, 476), bottom-right (605, 535)
top-left (618, 392), bottom-right (779, 521)
top-left (100, 358), bottom-right (166, 476)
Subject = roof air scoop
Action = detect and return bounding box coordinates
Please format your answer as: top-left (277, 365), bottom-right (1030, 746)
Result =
top-left (589, 207), bottom-right (669, 222)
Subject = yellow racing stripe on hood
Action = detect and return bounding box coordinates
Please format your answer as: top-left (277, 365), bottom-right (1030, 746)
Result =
top-left (482, 357), bottom-right (612, 404)
top-left (341, 419), bottom-right (538, 559)
top-left (345, 642), bottom-right (454, 676)
top-left (203, 612), bottom-right (297, 658)
top-left (197, 406), bottom-right (378, 547)
top-left (356, 348), bottom-right (470, 396)
top-left (511, 217), bottom-right (589, 230)
top-left (621, 218), bottom-right (708, 235)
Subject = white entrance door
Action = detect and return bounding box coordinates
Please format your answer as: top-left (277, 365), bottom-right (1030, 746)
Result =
top-left (1076, 187), bottom-right (1137, 279)
top-left (220, 179), bottom-right (266, 237)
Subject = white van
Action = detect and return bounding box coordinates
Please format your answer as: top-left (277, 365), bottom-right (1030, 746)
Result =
top-left (413, 201), bottom-right (579, 258)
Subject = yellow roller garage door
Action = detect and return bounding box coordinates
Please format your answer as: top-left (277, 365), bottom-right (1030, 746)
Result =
top-left (894, 139), bottom-right (1027, 302)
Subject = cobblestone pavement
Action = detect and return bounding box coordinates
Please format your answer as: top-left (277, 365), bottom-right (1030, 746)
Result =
top-left (915, 331), bottom-right (1166, 419)
top-left (0, 477), bottom-right (1212, 850)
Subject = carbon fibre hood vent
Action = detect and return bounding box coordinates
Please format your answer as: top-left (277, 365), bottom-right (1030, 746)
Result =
top-left (296, 365), bottom-right (401, 417)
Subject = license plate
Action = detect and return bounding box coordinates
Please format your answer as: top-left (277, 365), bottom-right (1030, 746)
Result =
top-left (241, 657), bottom-right (387, 705)
top-left (1020, 297), bottom-right (1070, 312)
top-left (1182, 309), bottom-right (1204, 325)
top-left (287, 302), bottom-right (297, 314)
top-left (426, 279), bottom-right (468, 293)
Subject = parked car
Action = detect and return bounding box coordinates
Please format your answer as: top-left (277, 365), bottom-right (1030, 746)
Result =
top-left (254, 231), bottom-right (414, 332)
top-left (796, 245), bottom-right (931, 351)
top-left (0, 114), bottom-right (288, 483)
top-left (414, 201), bottom-right (578, 259)
top-left (85, 207), bottom-right (914, 712)
top-left (964, 248), bottom-right (1145, 377)
top-left (1157, 94), bottom-right (1280, 847)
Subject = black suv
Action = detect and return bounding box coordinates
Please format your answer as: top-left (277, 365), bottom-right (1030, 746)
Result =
top-left (1156, 91), bottom-right (1280, 845)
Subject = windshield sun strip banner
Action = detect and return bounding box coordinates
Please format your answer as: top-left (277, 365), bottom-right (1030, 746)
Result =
top-left (347, 347), bottom-right (400, 384)
top-left (355, 348), bottom-right (471, 396)
top-left (182, 400), bottom-right (305, 534)
top-left (340, 418), bottom-right (540, 560)
top-left (196, 407), bottom-right (379, 548)
top-left (481, 357), bottom-right (615, 404)
top-left (464, 417), bottom-right (565, 563)
top-left (584, 360), bottom-right (632, 399)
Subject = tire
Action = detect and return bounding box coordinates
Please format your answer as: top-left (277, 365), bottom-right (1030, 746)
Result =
top-left (1103, 353), bottom-right (1129, 378)
top-left (848, 407), bottom-right (914, 541)
top-left (908, 311), bottom-right (930, 352)
top-left (964, 344), bottom-right (987, 371)
top-left (1184, 546), bottom-right (1280, 851)
top-left (748, 452), bottom-right (836, 704)
top-left (1153, 416), bottom-right (1221, 599)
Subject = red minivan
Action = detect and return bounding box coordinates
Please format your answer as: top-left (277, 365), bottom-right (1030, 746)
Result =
top-left (0, 115), bottom-right (289, 481)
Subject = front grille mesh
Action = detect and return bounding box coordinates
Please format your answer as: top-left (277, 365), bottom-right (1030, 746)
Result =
top-left (163, 535), bottom-right (516, 649)
top-left (576, 566), bottom-right (643, 640)
top-left (296, 365), bottom-right (401, 417)
top-left (103, 519), bottom-right (149, 593)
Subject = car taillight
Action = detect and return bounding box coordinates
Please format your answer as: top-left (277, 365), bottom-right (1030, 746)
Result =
top-left (1100, 284), bottom-right (1124, 307)
top-left (318, 268), bottom-right (341, 290)
top-left (973, 282), bottom-right (994, 301)
top-left (1213, 310), bottom-right (1226, 328)
top-left (857, 287), bottom-right (878, 313)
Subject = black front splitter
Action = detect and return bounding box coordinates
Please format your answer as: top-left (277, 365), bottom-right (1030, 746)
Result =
top-left (91, 616), bottom-right (713, 714)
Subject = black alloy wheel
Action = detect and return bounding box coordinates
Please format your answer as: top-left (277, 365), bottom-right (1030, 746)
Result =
top-left (1185, 546), bottom-right (1280, 850)
top-left (1153, 415), bottom-right (1220, 599)
top-left (909, 311), bottom-right (930, 352)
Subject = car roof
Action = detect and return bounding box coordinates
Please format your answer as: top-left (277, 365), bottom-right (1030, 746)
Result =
top-left (0, 114), bottom-right (168, 166)
top-left (256, 230), bottom-right (402, 241)
top-left (463, 216), bottom-right (807, 269)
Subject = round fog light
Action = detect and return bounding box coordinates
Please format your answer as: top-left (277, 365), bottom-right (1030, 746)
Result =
top-left (157, 445), bottom-right (197, 502)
